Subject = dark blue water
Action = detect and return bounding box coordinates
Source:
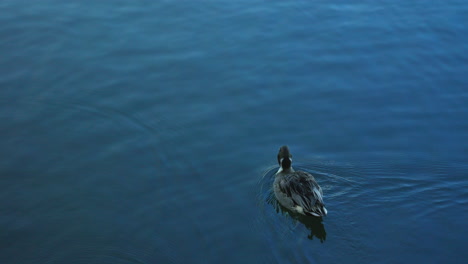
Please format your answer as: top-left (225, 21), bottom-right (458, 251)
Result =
top-left (1, 0), bottom-right (467, 263)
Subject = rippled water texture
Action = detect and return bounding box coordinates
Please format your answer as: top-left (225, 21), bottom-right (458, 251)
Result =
top-left (1, 0), bottom-right (467, 263)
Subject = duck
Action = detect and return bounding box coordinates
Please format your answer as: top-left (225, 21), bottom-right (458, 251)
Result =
top-left (274, 146), bottom-right (327, 217)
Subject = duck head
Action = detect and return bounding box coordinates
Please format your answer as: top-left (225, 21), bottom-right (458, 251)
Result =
top-left (277, 145), bottom-right (293, 170)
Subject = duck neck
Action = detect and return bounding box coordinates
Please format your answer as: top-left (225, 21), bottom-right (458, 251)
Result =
top-left (276, 166), bottom-right (294, 174)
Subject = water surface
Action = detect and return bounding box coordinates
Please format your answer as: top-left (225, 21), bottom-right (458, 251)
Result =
top-left (1, 0), bottom-right (467, 263)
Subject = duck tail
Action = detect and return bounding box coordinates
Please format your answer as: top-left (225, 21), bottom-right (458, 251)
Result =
top-left (305, 205), bottom-right (327, 217)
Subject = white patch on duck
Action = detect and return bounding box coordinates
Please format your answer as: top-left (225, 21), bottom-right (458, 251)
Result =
top-left (276, 158), bottom-right (292, 174)
top-left (309, 211), bottom-right (320, 217)
top-left (294, 205), bottom-right (304, 214)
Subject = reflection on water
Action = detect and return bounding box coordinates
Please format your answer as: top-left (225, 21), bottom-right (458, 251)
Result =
top-left (299, 214), bottom-right (327, 242)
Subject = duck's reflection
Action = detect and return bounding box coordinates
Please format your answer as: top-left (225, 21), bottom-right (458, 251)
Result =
top-left (270, 195), bottom-right (327, 242)
top-left (295, 212), bottom-right (327, 242)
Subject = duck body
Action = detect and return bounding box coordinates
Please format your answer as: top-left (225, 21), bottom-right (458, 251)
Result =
top-left (274, 146), bottom-right (327, 217)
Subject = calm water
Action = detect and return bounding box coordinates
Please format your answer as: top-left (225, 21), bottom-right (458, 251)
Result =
top-left (1, 0), bottom-right (467, 263)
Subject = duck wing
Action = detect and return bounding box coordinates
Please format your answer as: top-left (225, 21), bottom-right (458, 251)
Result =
top-left (279, 171), bottom-right (326, 216)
